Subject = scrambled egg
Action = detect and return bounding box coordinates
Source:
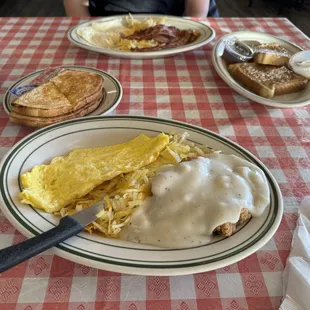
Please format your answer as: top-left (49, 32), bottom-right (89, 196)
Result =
top-left (20, 134), bottom-right (169, 213)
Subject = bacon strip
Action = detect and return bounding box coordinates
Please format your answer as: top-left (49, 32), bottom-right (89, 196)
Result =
top-left (120, 24), bottom-right (200, 52)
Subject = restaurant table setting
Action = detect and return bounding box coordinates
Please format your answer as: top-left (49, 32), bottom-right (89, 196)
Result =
top-left (0, 16), bottom-right (310, 310)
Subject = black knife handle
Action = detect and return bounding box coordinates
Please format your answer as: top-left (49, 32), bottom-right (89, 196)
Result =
top-left (0, 216), bottom-right (84, 273)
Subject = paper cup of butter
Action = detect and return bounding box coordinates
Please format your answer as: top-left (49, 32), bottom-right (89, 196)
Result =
top-left (222, 37), bottom-right (254, 63)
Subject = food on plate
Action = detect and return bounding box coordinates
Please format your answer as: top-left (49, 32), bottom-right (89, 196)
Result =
top-left (228, 62), bottom-right (308, 98)
top-left (20, 133), bottom-right (169, 213)
top-left (9, 94), bottom-right (103, 128)
top-left (76, 15), bottom-right (200, 52)
top-left (121, 24), bottom-right (200, 52)
top-left (9, 70), bottom-right (104, 127)
top-left (19, 133), bottom-right (270, 248)
top-left (253, 43), bottom-right (292, 66)
top-left (121, 155), bottom-right (269, 248)
top-left (223, 39), bottom-right (309, 99)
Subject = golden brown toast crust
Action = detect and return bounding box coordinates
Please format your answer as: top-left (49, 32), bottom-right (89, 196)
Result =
top-left (228, 62), bottom-right (308, 98)
top-left (253, 43), bottom-right (291, 67)
top-left (11, 70), bottom-right (104, 117)
top-left (50, 70), bottom-right (104, 109)
top-left (12, 82), bottom-right (72, 109)
top-left (9, 93), bottom-right (103, 128)
top-left (11, 89), bottom-right (103, 118)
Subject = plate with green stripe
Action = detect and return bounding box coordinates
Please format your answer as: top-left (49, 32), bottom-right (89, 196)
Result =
top-left (68, 15), bottom-right (215, 59)
top-left (0, 116), bottom-right (283, 275)
top-left (3, 65), bottom-right (122, 118)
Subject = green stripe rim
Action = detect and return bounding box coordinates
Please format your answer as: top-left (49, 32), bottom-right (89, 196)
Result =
top-left (0, 116), bottom-right (281, 269)
top-left (3, 66), bottom-right (122, 115)
top-left (68, 15), bottom-right (215, 54)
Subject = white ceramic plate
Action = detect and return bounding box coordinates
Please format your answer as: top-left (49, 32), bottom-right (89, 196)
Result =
top-left (68, 15), bottom-right (215, 59)
top-left (212, 31), bottom-right (310, 108)
top-left (3, 66), bottom-right (122, 116)
top-left (0, 116), bottom-right (283, 276)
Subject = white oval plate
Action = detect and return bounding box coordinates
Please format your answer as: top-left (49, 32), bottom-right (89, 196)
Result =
top-left (68, 15), bottom-right (215, 59)
top-left (0, 116), bottom-right (283, 276)
top-left (212, 31), bottom-right (310, 108)
top-left (3, 66), bottom-right (123, 117)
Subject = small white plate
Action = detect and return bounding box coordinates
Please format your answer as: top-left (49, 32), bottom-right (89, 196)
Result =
top-left (0, 116), bottom-right (283, 276)
top-left (3, 66), bottom-right (123, 117)
top-left (68, 15), bottom-right (215, 59)
top-left (212, 31), bottom-right (310, 108)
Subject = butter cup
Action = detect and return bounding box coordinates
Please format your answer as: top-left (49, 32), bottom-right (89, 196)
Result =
top-left (223, 39), bottom-right (254, 63)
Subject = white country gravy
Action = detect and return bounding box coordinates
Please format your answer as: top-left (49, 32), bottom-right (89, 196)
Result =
top-left (120, 154), bottom-right (270, 248)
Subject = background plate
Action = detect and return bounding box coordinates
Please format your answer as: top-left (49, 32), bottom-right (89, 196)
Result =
top-left (212, 31), bottom-right (310, 108)
top-left (68, 15), bottom-right (215, 59)
top-left (3, 65), bottom-right (122, 117)
top-left (0, 116), bottom-right (283, 276)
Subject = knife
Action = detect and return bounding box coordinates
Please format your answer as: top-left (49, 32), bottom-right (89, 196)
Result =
top-left (0, 201), bottom-right (104, 273)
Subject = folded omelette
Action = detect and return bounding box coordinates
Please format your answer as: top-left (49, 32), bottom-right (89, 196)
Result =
top-left (20, 133), bottom-right (169, 213)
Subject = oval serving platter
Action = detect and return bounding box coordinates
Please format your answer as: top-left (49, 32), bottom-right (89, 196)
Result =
top-left (3, 66), bottom-right (122, 117)
top-left (0, 116), bottom-right (283, 276)
top-left (68, 15), bottom-right (215, 59)
top-left (212, 31), bottom-right (310, 108)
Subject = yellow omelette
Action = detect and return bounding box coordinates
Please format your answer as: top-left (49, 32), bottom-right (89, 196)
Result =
top-left (19, 134), bottom-right (169, 213)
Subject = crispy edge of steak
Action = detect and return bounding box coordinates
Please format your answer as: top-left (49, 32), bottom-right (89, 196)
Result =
top-left (213, 208), bottom-right (252, 237)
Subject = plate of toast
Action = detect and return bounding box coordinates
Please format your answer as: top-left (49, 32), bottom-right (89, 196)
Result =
top-left (4, 66), bottom-right (122, 128)
top-left (212, 31), bottom-right (310, 108)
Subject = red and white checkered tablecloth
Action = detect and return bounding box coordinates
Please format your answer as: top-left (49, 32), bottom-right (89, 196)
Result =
top-left (0, 16), bottom-right (310, 310)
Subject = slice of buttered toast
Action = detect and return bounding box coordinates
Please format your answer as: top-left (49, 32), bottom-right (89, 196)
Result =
top-left (253, 43), bottom-right (291, 67)
top-left (228, 62), bottom-right (308, 98)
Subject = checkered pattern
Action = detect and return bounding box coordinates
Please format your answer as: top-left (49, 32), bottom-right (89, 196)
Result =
top-left (0, 17), bottom-right (309, 310)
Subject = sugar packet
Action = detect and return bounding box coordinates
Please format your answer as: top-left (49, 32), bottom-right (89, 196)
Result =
top-left (9, 67), bottom-right (65, 97)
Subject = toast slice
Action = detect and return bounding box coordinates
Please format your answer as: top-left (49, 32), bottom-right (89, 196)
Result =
top-left (9, 93), bottom-right (103, 128)
top-left (228, 62), bottom-right (308, 98)
top-left (11, 82), bottom-right (72, 116)
top-left (11, 70), bottom-right (104, 118)
top-left (11, 89), bottom-right (103, 118)
top-left (253, 43), bottom-right (291, 67)
top-left (50, 70), bottom-right (104, 110)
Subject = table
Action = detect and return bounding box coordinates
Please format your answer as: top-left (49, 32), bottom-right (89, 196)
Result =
top-left (0, 16), bottom-right (310, 310)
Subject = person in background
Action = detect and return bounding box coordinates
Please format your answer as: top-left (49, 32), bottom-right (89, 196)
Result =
top-left (63, 0), bottom-right (219, 18)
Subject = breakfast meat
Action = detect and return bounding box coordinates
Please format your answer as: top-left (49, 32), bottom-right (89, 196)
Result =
top-left (214, 208), bottom-right (252, 237)
top-left (121, 24), bottom-right (200, 51)
top-left (121, 24), bottom-right (178, 42)
top-left (120, 153), bottom-right (269, 248)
